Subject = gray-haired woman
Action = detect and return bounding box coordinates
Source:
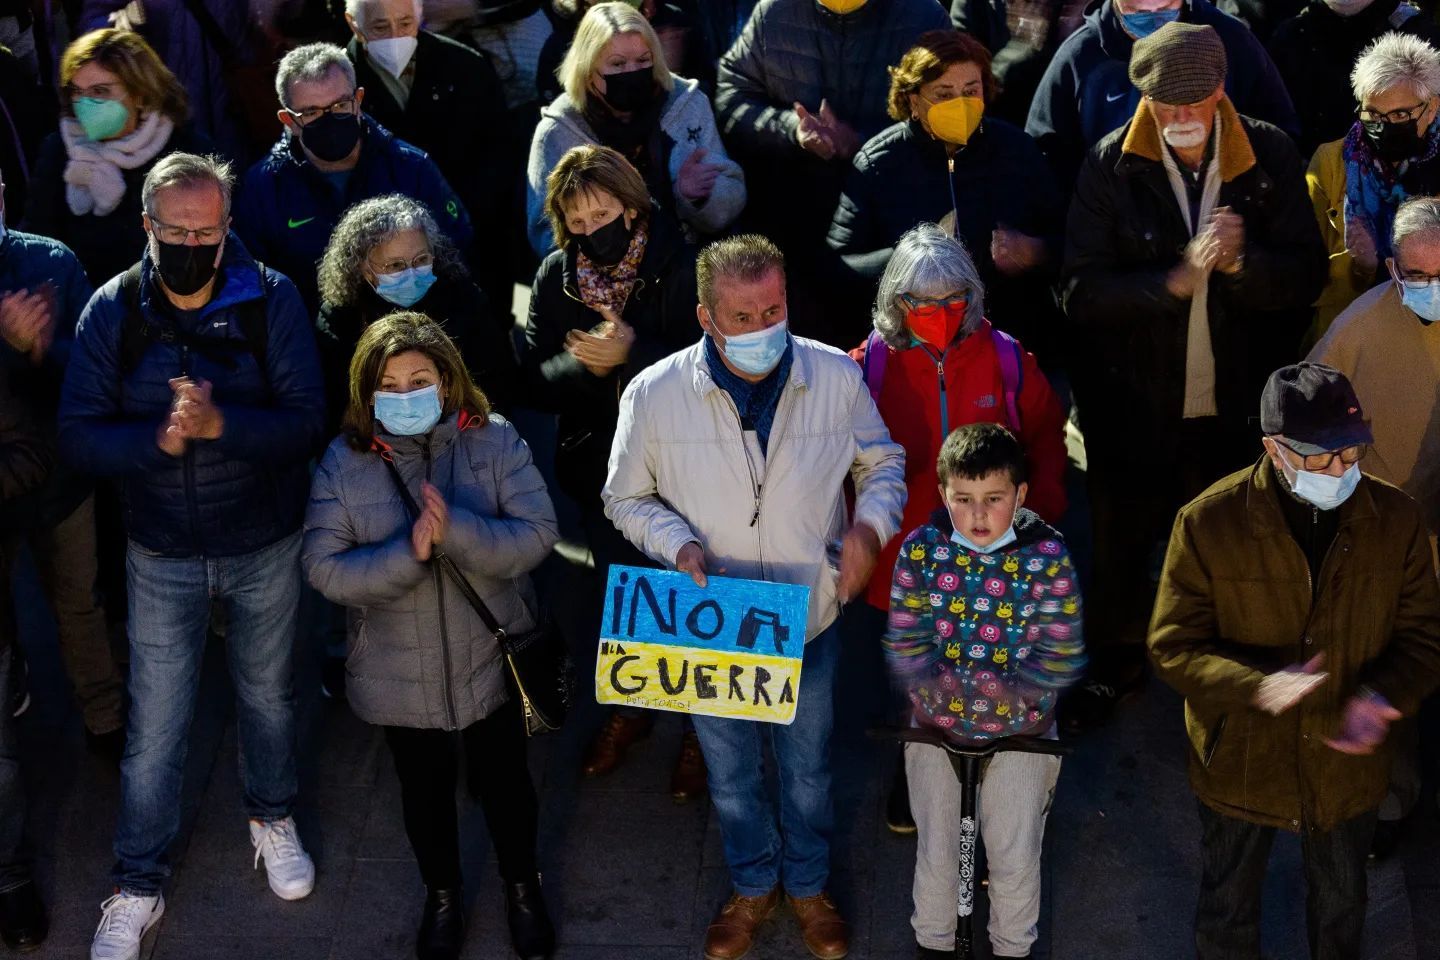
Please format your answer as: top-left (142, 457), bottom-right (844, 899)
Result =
top-left (317, 194), bottom-right (518, 431)
top-left (1309, 32), bottom-right (1440, 340)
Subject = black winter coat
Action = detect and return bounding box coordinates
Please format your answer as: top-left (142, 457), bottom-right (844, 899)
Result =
top-left (347, 31), bottom-right (512, 314)
top-left (521, 212), bottom-right (699, 506)
top-left (1268, 0), bottom-right (1440, 158)
top-left (316, 271), bottom-right (519, 433)
top-left (1062, 106), bottom-right (1326, 465)
top-left (22, 123), bottom-right (216, 287)
top-left (828, 117), bottom-right (1065, 358)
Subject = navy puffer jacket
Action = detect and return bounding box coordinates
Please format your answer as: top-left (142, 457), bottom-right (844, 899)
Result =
top-left (57, 236), bottom-right (324, 558)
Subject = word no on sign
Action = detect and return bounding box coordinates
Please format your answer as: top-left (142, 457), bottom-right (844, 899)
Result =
top-left (596, 565), bottom-right (810, 724)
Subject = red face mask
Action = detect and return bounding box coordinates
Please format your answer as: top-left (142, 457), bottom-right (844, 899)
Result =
top-left (902, 293), bottom-right (969, 348)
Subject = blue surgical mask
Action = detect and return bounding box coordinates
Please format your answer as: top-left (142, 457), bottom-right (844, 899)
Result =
top-left (373, 263), bottom-right (437, 308)
top-left (949, 505), bottom-right (1019, 554)
top-left (373, 383), bottom-right (442, 436)
top-left (1120, 7), bottom-right (1180, 37)
top-left (1282, 458), bottom-right (1362, 511)
top-left (715, 320), bottom-right (790, 376)
top-left (1399, 277), bottom-right (1440, 324)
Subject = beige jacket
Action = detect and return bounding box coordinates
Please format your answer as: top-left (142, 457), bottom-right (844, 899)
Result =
top-left (602, 336), bottom-right (906, 640)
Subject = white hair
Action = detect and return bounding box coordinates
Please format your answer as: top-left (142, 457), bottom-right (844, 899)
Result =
top-left (1350, 32), bottom-right (1440, 105)
top-left (344, 0), bottom-right (423, 22)
top-left (872, 223), bottom-right (986, 350)
top-left (275, 43), bottom-right (357, 110)
top-left (1392, 196), bottom-right (1440, 255)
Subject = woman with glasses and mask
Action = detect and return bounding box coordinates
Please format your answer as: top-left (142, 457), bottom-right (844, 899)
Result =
top-left (317, 195), bottom-right (519, 434)
top-left (523, 144), bottom-right (705, 797)
top-left (23, 28), bottom-right (212, 287)
top-left (847, 224), bottom-right (1068, 834)
top-left (303, 311), bottom-right (559, 960)
top-left (828, 29), bottom-right (1064, 362)
top-left (524, 1), bottom-right (744, 256)
top-left (1308, 32), bottom-right (1440, 342)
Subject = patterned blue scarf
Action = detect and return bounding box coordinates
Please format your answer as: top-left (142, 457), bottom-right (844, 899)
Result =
top-left (1343, 115), bottom-right (1440, 264)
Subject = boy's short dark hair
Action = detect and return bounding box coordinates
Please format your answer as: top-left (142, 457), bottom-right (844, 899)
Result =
top-left (936, 422), bottom-right (1028, 487)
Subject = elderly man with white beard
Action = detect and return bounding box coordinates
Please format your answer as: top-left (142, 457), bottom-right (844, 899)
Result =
top-left (1059, 20), bottom-right (1326, 729)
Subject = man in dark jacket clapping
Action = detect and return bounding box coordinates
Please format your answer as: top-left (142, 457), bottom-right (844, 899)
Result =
top-left (1149, 362), bottom-right (1440, 960)
top-left (1061, 22), bottom-right (1326, 727)
top-left (58, 153), bottom-right (325, 960)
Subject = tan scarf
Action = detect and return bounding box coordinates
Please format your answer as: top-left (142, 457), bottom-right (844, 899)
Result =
top-left (1158, 125), bottom-right (1222, 419)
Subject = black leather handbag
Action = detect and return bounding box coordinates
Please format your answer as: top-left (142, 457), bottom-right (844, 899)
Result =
top-left (382, 454), bottom-right (572, 736)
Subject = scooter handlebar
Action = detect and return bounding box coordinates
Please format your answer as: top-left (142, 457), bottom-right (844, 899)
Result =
top-left (867, 726), bottom-right (1071, 758)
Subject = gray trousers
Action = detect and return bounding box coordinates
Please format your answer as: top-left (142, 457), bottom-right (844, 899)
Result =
top-left (906, 743), bottom-right (1061, 957)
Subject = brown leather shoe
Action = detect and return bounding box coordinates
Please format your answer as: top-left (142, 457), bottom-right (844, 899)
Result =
top-left (581, 711), bottom-right (654, 777)
top-left (788, 892), bottom-right (849, 959)
top-left (670, 731), bottom-right (707, 804)
top-left (704, 888), bottom-right (780, 960)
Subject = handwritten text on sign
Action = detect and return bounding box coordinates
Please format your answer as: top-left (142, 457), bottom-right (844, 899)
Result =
top-left (596, 566), bottom-right (810, 724)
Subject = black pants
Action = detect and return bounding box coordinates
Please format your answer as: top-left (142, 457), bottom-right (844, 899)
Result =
top-left (1195, 802), bottom-right (1376, 960)
top-left (382, 698), bottom-right (539, 890)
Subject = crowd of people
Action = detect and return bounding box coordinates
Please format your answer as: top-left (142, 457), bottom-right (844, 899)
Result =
top-left (1, 1), bottom-right (1440, 960)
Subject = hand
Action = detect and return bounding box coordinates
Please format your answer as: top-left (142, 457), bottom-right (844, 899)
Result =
top-left (676, 147), bottom-right (724, 202)
top-left (169, 377), bottom-right (224, 440)
top-left (1325, 691), bottom-right (1402, 755)
top-left (1208, 207), bottom-right (1245, 275)
top-left (817, 99), bottom-right (861, 160)
top-left (794, 102), bottom-right (837, 160)
top-left (0, 288), bottom-right (56, 362)
top-left (676, 541), bottom-right (725, 588)
top-left (990, 226), bottom-right (1046, 277)
top-left (565, 308), bottom-right (634, 375)
top-left (1348, 226), bottom-right (1379, 278)
top-left (1167, 231), bottom-right (1222, 298)
top-left (836, 523), bottom-right (882, 604)
top-left (420, 481), bottom-right (448, 547)
top-left (1252, 653), bottom-right (1327, 716)
top-left (155, 413), bottom-right (186, 457)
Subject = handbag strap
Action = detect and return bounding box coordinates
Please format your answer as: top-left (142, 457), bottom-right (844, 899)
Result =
top-left (379, 449), bottom-right (508, 642)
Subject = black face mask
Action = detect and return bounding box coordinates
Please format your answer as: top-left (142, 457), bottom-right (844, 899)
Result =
top-left (574, 213), bottom-right (632, 266)
top-left (600, 66), bottom-right (656, 114)
top-left (300, 111), bottom-right (362, 163)
top-left (1365, 115), bottom-right (1427, 164)
top-left (154, 239), bottom-right (221, 296)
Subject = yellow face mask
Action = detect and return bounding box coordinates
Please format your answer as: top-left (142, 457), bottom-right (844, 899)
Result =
top-left (818, 0), bottom-right (868, 13)
top-left (924, 95), bottom-right (985, 146)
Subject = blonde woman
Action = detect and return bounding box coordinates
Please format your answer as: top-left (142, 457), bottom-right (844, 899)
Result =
top-left (524, 0), bottom-right (744, 254)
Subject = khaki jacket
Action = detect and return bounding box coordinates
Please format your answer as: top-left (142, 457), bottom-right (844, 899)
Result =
top-left (1149, 457), bottom-right (1440, 830)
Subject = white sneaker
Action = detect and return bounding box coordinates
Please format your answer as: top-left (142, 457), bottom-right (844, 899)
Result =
top-left (250, 816), bottom-right (315, 901)
top-left (90, 891), bottom-right (164, 960)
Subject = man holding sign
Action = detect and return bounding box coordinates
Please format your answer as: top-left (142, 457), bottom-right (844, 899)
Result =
top-left (603, 234), bottom-right (905, 960)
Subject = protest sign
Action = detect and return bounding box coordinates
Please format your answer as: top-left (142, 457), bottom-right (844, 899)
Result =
top-left (595, 565), bottom-right (810, 724)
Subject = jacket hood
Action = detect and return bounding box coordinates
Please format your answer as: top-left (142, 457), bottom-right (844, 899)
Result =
top-left (925, 504), bottom-right (1058, 548)
top-left (1118, 95), bottom-right (1257, 183)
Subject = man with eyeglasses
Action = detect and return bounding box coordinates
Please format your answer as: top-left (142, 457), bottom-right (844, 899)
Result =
top-left (57, 152), bottom-right (325, 960)
top-left (234, 42), bottom-right (473, 312)
top-left (1149, 361), bottom-right (1440, 960)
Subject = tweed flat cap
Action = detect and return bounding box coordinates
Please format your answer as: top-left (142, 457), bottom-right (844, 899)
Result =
top-left (1129, 22), bottom-right (1228, 105)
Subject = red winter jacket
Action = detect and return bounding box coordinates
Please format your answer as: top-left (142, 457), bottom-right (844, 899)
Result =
top-left (849, 320), bottom-right (1068, 610)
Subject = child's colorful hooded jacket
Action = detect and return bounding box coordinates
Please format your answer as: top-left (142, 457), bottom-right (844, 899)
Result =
top-left (883, 506), bottom-right (1087, 742)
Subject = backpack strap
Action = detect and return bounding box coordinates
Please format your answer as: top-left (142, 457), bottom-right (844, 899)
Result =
top-left (117, 263), bottom-right (147, 380)
top-left (990, 325), bottom-right (1024, 433)
top-left (861, 329), bottom-right (888, 405)
top-left (238, 264), bottom-right (270, 381)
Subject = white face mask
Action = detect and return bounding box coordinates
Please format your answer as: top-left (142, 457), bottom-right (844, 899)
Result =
top-left (365, 35), bottom-right (418, 78)
top-left (1322, 0), bottom-right (1375, 16)
top-left (1162, 121), bottom-right (1208, 149)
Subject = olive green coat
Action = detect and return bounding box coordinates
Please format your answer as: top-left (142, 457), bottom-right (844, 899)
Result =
top-left (1149, 457), bottom-right (1440, 830)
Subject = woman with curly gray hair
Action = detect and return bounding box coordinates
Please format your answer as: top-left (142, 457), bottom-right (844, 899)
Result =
top-left (316, 194), bottom-right (518, 430)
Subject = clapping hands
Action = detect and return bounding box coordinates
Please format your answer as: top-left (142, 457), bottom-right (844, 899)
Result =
top-left (411, 482), bottom-right (449, 562)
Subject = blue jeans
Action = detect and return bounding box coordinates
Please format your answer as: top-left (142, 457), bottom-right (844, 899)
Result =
top-left (114, 532), bottom-right (302, 894)
top-left (691, 623), bottom-right (839, 898)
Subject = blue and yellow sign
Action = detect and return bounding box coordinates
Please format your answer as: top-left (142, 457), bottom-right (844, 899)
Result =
top-left (596, 566), bottom-right (810, 724)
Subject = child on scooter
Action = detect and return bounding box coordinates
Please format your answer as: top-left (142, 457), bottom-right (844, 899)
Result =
top-left (883, 422), bottom-right (1086, 959)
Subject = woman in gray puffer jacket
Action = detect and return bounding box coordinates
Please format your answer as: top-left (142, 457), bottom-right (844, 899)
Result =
top-left (302, 312), bottom-right (560, 960)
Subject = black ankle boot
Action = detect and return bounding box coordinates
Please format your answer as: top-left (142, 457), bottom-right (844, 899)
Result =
top-left (0, 880), bottom-right (46, 950)
top-left (416, 887), bottom-right (464, 960)
top-left (505, 876), bottom-right (555, 960)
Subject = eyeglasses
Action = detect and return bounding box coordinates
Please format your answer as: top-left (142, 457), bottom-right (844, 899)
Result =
top-left (900, 292), bottom-right (969, 316)
top-left (148, 216), bottom-right (226, 245)
top-left (369, 250), bottom-right (434, 275)
top-left (1278, 440), bottom-right (1366, 472)
top-left (283, 96), bottom-right (357, 127)
top-left (1359, 102), bottom-right (1427, 131)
